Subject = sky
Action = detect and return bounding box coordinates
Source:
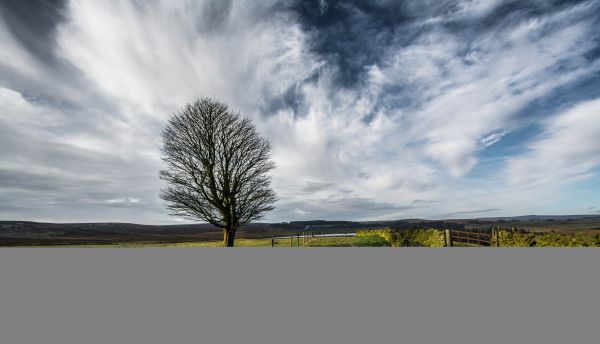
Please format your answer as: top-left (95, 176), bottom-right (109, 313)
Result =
top-left (1, 0), bottom-right (600, 224)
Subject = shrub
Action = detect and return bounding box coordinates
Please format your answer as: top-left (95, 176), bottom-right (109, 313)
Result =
top-left (356, 228), bottom-right (446, 247)
top-left (358, 228), bottom-right (600, 247)
top-left (494, 231), bottom-right (600, 247)
top-left (357, 228), bottom-right (396, 245)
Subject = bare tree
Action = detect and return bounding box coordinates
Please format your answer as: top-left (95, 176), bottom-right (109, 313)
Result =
top-left (159, 98), bottom-right (277, 246)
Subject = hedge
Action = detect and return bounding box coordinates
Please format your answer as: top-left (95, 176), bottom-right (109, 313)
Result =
top-left (491, 231), bottom-right (600, 247)
top-left (358, 228), bottom-right (600, 247)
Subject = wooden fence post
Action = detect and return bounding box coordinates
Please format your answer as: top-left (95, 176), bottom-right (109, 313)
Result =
top-left (496, 228), bottom-right (500, 247)
top-left (290, 236), bottom-right (293, 247)
top-left (297, 234), bottom-right (300, 247)
top-left (271, 237), bottom-right (274, 247)
top-left (445, 229), bottom-right (453, 247)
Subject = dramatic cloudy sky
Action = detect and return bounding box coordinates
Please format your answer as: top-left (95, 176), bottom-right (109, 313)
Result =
top-left (1, 0), bottom-right (600, 224)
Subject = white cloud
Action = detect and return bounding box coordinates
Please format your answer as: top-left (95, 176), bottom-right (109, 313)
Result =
top-left (506, 98), bottom-right (600, 187)
top-left (264, 0), bottom-right (600, 219)
top-left (106, 197), bottom-right (141, 205)
top-left (0, 87), bottom-right (65, 127)
top-left (480, 130), bottom-right (506, 147)
top-left (369, 3), bottom-right (600, 178)
top-left (56, 0), bottom-right (320, 117)
top-left (293, 208), bottom-right (311, 216)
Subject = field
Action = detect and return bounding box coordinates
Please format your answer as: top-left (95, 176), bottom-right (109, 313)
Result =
top-left (18, 236), bottom-right (389, 248)
top-left (0, 221), bottom-right (364, 246)
top-left (2, 216), bottom-right (600, 247)
top-left (491, 221), bottom-right (600, 234)
top-left (464, 217), bottom-right (600, 235)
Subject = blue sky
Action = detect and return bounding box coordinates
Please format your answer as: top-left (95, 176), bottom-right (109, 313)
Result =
top-left (1, 0), bottom-right (600, 224)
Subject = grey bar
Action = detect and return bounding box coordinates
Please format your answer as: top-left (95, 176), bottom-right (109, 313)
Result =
top-left (0, 249), bottom-right (598, 344)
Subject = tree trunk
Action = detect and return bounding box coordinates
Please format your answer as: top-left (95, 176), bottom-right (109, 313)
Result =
top-left (223, 228), bottom-right (236, 247)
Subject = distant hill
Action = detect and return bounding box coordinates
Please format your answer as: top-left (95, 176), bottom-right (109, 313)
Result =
top-left (466, 215), bottom-right (600, 222)
top-left (2, 215), bottom-right (600, 245)
top-left (0, 221), bottom-right (272, 246)
top-left (0, 219), bottom-right (458, 246)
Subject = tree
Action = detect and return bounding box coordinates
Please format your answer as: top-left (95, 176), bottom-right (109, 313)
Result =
top-left (159, 98), bottom-right (277, 246)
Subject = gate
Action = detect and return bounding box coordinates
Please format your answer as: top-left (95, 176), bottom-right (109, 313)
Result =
top-left (445, 229), bottom-right (493, 247)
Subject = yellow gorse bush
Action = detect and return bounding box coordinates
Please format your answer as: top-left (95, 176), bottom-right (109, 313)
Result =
top-left (357, 228), bottom-right (446, 247)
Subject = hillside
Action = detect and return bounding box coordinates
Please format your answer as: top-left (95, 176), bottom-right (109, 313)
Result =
top-left (2, 216), bottom-right (600, 246)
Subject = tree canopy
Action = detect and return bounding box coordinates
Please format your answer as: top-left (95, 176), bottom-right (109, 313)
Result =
top-left (159, 98), bottom-right (277, 246)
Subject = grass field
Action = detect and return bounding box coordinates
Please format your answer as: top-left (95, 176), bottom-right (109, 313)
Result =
top-left (20, 236), bottom-right (390, 248)
top-left (466, 220), bottom-right (600, 234)
top-left (303, 236), bottom-right (388, 247)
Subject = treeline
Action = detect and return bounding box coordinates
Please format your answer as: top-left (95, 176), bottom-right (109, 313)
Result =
top-left (493, 231), bottom-right (600, 247)
top-left (271, 220), bottom-right (464, 231)
top-left (386, 221), bottom-right (464, 230)
top-left (273, 220), bottom-right (366, 230)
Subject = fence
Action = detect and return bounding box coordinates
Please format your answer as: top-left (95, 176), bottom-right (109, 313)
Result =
top-left (445, 229), bottom-right (492, 247)
top-left (445, 227), bottom-right (516, 247)
top-left (270, 231), bottom-right (354, 247)
top-left (270, 227), bottom-right (521, 247)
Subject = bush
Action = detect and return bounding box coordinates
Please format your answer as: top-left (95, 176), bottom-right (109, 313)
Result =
top-left (358, 228), bottom-right (600, 247)
top-left (356, 228), bottom-right (396, 245)
top-left (356, 228), bottom-right (446, 247)
top-left (493, 231), bottom-right (600, 247)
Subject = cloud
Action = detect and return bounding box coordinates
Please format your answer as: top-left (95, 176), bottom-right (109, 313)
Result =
top-left (411, 199), bottom-right (439, 205)
top-left (442, 208), bottom-right (502, 217)
top-left (278, 196), bottom-right (416, 221)
top-left (56, 0), bottom-right (321, 117)
top-left (1, 0), bottom-right (600, 223)
top-left (375, 1), bottom-right (600, 176)
top-left (292, 208), bottom-right (311, 216)
top-left (106, 197), bottom-right (141, 205)
top-left (505, 98), bottom-right (600, 187)
top-left (301, 181), bottom-right (336, 193)
top-left (0, 0), bottom-right (320, 223)
top-left (480, 130), bottom-right (506, 147)
top-left (0, 0), bottom-right (68, 68)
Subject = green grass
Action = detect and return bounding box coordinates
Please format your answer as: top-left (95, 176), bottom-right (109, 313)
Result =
top-left (304, 236), bottom-right (389, 247)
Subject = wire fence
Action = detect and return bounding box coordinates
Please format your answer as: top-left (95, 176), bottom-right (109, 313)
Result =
top-left (270, 231), bottom-right (355, 247)
top-left (270, 227), bottom-right (521, 247)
